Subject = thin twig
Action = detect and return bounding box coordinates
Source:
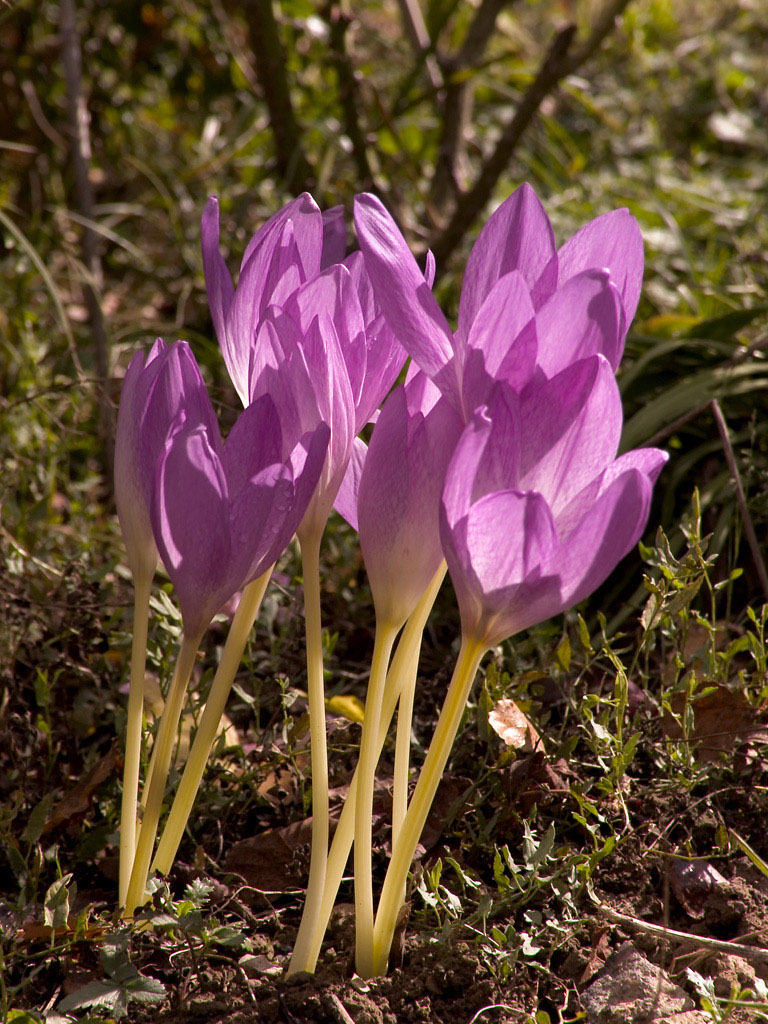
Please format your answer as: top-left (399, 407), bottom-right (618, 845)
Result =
top-left (643, 400), bottom-right (713, 448)
top-left (244, 0), bottom-right (313, 191)
top-left (21, 79), bottom-right (67, 148)
top-left (325, 2), bottom-right (375, 191)
top-left (325, 992), bottom-right (356, 1024)
top-left (0, 525), bottom-right (65, 579)
top-left (429, 0), bottom-right (633, 271)
top-left (711, 399), bottom-right (768, 601)
top-left (394, 0), bottom-right (443, 90)
top-left (429, 22), bottom-right (577, 269)
top-left (59, 0), bottom-right (114, 483)
top-left (431, 0), bottom-right (518, 214)
top-left (598, 903), bottom-right (768, 966)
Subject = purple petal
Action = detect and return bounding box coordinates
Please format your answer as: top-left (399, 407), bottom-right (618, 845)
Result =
top-left (228, 462), bottom-right (294, 583)
top-left (440, 491), bottom-right (562, 645)
top-left (321, 205), bottom-right (348, 268)
top-left (221, 393), bottom-right (283, 497)
top-left (296, 313), bottom-right (357, 534)
top-left (518, 356), bottom-right (622, 515)
top-left (442, 408), bottom-right (493, 529)
top-left (240, 192), bottom-right (323, 282)
top-left (354, 313), bottom-right (408, 431)
top-left (554, 447), bottom-right (668, 538)
top-left (247, 315), bottom-right (286, 399)
top-left (225, 220), bottom-right (304, 404)
top-left (344, 252), bottom-right (408, 427)
top-left (424, 250), bottom-right (436, 288)
top-left (151, 425), bottom-right (232, 635)
top-left (278, 422), bottom-right (332, 549)
top-left (470, 384), bottom-right (522, 501)
top-left (535, 270), bottom-right (623, 376)
top-left (354, 193), bottom-right (460, 409)
top-left (359, 387), bottom-right (462, 622)
top-left (201, 197), bottom-right (235, 351)
top-left (461, 271), bottom-right (537, 413)
top-left (333, 436), bottom-right (367, 531)
top-left (138, 342), bottom-right (221, 507)
top-left (458, 184), bottom-right (557, 341)
top-left (114, 344), bottom-right (169, 578)
top-left (404, 368), bottom-right (443, 417)
top-left (557, 208), bottom-right (644, 328)
top-left (286, 264), bottom-right (367, 414)
top-left (555, 468), bottom-right (653, 608)
top-left (463, 489), bottom-right (557, 598)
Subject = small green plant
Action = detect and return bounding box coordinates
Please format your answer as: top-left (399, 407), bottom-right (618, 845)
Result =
top-left (57, 931), bottom-right (166, 1020)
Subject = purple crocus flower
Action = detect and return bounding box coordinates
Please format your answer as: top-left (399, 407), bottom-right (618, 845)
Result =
top-left (115, 339), bottom-right (166, 583)
top-left (440, 359), bottom-right (667, 647)
top-left (202, 195), bottom-right (407, 420)
top-left (247, 266), bottom-right (360, 540)
top-left (115, 339), bottom-right (220, 583)
top-left (141, 343), bottom-right (329, 637)
top-left (353, 186), bottom-right (643, 420)
top-left (202, 194), bottom-right (326, 406)
top-left (354, 372), bottom-right (462, 626)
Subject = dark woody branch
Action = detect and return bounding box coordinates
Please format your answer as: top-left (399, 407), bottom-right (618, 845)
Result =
top-left (429, 0), bottom-right (633, 271)
top-left (245, 0), bottom-right (314, 192)
top-left (325, 2), bottom-right (375, 192)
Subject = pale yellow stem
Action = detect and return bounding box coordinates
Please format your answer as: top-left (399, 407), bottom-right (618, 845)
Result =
top-left (123, 631), bottom-right (201, 918)
top-left (354, 619), bottom-right (399, 978)
top-left (289, 565), bottom-right (446, 975)
top-left (119, 571), bottom-right (152, 909)
top-left (392, 658), bottom-right (417, 853)
top-left (286, 530), bottom-right (331, 974)
top-left (371, 636), bottom-right (485, 976)
top-left (151, 570), bottom-right (272, 875)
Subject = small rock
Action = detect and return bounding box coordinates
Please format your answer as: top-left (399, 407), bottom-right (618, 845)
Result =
top-left (239, 952), bottom-right (282, 978)
top-left (707, 952), bottom-right (757, 999)
top-left (581, 942), bottom-right (694, 1023)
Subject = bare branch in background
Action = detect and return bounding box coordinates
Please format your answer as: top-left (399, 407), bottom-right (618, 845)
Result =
top-left (430, 0), bottom-right (519, 215)
top-left (325, 2), bottom-right (375, 192)
top-left (59, 0), bottom-right (114, 483)
top-left (395, 0), bottom-right (444, 91)
top-left (429, 0), bottom-right (633, 271)
top-left (243, 0), bottom-right (314, 192)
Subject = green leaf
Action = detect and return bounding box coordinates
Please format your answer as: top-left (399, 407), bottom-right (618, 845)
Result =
top-left (44, 874), bottom-right (74, 930)
top-left (22, 794), bottom-right (51, 845)
top-left (554, 635), bottom-right (571, 672)
top-left (4, 836), bottom-right (29, 880)
top-left (58, 981), bottom-right (123, 1016)
top-left (681, 305), bottom-right (768, 341)
top-left (123, 976), bottom-right (167, 1004)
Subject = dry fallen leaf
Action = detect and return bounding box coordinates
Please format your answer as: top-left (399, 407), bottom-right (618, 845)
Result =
top-left (43, 741), bottom-right (120, 834)
top-left (663, 684), bottom-right (768, 763)
top-left (488, 698), bottom-right (541, 750)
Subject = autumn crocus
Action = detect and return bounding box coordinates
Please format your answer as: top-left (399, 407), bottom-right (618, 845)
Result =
top-left (202, 194), bottom-right (405, 416)
top-left (123, 344), bottom-right (329, 916)
top-left (114, 338), bottom-right (220, 909)
top-left (367, 366), bottom-right (667, 975)
top-left (346, 374), bottom-right (463, 976)
top-left (353, 185), bottom-right (642, 419)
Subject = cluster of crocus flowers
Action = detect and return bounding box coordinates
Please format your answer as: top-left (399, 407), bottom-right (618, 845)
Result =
top-left (114, 185), bottom-right (666, 976)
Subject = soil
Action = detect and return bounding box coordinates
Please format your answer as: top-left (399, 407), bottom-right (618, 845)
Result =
top-left (3, 563), bottom-right (768, 1023)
